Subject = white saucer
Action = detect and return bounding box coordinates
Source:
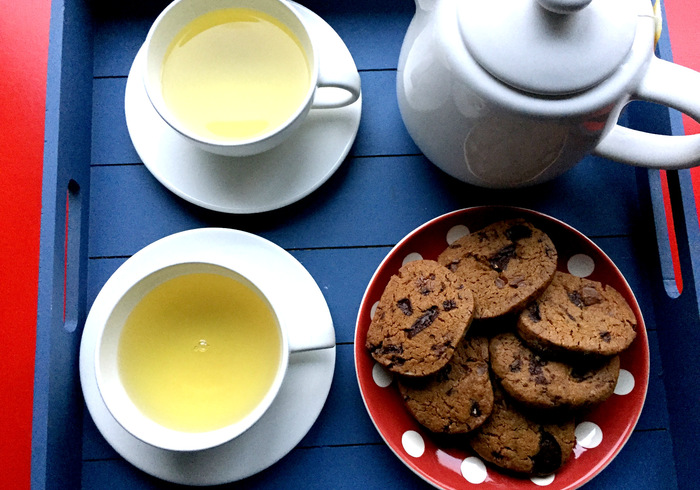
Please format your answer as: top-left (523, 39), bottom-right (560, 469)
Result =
top-left (79, 228), bottom-right (336, 486)
top-left (124, 3), bottom-right (362, 214)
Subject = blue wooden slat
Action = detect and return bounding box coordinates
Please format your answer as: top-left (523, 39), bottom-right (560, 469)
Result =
top-left (322, 10), bottom-right (414, 71)
top-left (584, 429), bottom-right (677, 489)
top-left (91, 78), bottom-right (138, 165)
top-left (289, 248), bottom-right (395, 344)
top-left (80, 429), bottom-right (676, 489)
top-left (86, 156), bottom-right (644, 257)
top-left (352, 72), bottom-right (420, 156)
top-left (81, 444), bottom-right (432, 489)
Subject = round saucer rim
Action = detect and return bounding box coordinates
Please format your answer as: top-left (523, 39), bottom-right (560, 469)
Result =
top-left (79, 228), bottom-right (336, 485)
top-left (124, 4), bottom-right (362, 215)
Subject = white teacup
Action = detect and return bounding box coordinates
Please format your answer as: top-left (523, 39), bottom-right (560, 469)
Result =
top-left (95, 261), bottom-right (334, 452)
top-left (143, 0), bottom-right (361, 157)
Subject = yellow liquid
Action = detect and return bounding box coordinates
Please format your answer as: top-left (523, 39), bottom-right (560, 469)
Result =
top-left (161, 8), bottom-right (311, 141)
top-left (117, 273), bottom-right (282, 433)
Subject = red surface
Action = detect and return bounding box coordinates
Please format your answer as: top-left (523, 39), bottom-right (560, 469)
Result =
top-left (664, 0), bottom-right (700, 140)
top-left (662, 0), bottom-right (700, 291)
top-left (0, 0), bottom-right (51, 486)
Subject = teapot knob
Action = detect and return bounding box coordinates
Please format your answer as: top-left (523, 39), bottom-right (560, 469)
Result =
top-left (537, 0), bottom-right (592, 14)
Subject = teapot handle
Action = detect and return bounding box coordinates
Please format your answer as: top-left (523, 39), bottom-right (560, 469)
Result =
top-left (593, 56), bottom-right (700, 169)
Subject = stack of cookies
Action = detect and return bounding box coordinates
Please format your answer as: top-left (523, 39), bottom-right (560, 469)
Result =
top-left (365, 219), bottom-right (637, 477)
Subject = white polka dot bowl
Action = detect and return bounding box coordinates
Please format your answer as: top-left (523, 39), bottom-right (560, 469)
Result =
top-left (355, 206), bottom-right (649, 489)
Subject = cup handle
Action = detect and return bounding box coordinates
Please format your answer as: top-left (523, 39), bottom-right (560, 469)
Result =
top-left (288, 328), bottom-right (336, 353)
top-left (312, 74), bottom-right (362, 109)
top-left (593, 56), bottom-right (700, 169)
top-left (289, 0), bottom-right (361, 109)
top-left (286, 305), bottom-right (336, 354)
top-left (311, 29), bottom-right (361, 109)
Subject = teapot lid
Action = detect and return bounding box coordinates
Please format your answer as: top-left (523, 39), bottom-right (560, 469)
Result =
top-left (459, 0), bottom-right (639, 95)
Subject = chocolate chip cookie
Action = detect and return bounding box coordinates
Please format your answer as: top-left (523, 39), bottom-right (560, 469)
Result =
top-left (437, 219), bottom-right (557, 319)
top-left (489, 332), bottom-right (620, 410)
top-left (517, 271), bottom-right (637, 357)
top-left (366, 260), bottom-right (476, 376)
top-left (468, 384), bottom-right (576, 476)
top-left (398, 336), bottom-right (493, 434)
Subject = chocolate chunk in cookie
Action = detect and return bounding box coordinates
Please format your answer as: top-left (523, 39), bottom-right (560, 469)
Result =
top-left (468, 384), bottom-right (576, 476)
top-left (517, 271), bottom-right (636, 357)
top-left (366, 260), bottom-right (476, 376)
top-left (398, 336), bottom-right (493, 434)
top-left (437, 219), bottom-right (557, 319)
top-left (490, 332), bottom-right (620, 410)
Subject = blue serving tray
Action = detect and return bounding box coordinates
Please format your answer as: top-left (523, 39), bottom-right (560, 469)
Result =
top-left (32, 0), bottom-right (699, 488)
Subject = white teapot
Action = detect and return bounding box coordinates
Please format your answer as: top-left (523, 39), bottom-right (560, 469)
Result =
top-left (397, 0), bottom-right (700, 188)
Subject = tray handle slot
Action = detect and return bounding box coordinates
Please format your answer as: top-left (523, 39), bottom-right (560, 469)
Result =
top-left (63, 179), bottom-right (82, 333)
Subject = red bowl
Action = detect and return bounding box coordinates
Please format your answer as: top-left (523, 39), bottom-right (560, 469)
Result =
top-left (355, 206), bottom-right (649, 489)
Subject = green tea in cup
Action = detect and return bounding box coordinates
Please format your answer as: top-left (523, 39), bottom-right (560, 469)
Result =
top-left (159, 8), bottom-right (312, 142)
top-left (117, 271), bottom-right (282, 433)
